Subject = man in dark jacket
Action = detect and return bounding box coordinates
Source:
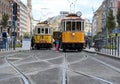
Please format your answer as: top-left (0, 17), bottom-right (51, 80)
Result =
top-left (31, 36), bottom-right (35, 49)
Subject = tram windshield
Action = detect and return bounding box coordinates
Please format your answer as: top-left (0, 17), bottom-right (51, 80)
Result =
top-left (63, 20), bottom-right (83, 31)
top-left (36, 27), bottom-right (52, 35)
top-left (45, 28), bottom-right (48, 34)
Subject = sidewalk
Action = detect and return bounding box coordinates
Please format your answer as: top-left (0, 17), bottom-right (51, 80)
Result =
top-left (0, 38), bottom-right (31, 54)
top-left (0, 47), bottom-right (30, 54)
top-left (83, 47), bottom-right (120, 60)
top-left (83, 48), bottom-right (96, 53)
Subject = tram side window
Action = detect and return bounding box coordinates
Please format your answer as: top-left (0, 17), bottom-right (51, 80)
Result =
top-left (66, 21), bottom-right (71, 31)
top-left (76, 22), bottom-right (81, 30)
top-left (45, 28), bottom-right (48, 34)
top-left (38, 28), bottom-right (40, 34)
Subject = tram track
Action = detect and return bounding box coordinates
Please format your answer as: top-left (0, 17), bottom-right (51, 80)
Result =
top-left (5, 56), bottom-right (31, 84)
top-left (63, 53), bottom-right (114, 84)
top-left (3, 51), bottom-right (120, 84)
top-left (91, 57), bottom-right (120, 73)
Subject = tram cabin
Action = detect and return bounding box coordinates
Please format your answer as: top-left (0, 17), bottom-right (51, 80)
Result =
top-left (61, 14), bottom-right (85, 51)
top-left (32, 22), bottom-right (53, 49)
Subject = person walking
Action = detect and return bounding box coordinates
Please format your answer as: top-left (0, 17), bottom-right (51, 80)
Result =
top-left (55, 38), bottom-right (60, 52)
top-left (87, 37), bottom-right (91, 49)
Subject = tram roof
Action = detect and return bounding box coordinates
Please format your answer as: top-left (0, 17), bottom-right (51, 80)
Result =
top-left (35, 23), bottom-right (51, 28)
top-left (62, 13), bottom-right (84, 21)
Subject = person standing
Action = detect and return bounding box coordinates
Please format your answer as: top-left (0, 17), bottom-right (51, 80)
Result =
top-left (55, 38), bottom-right (60, 52)
top-left (2, 30), bottom-right (8, 50)
top-left (31, 36), bottom-right (35, 50)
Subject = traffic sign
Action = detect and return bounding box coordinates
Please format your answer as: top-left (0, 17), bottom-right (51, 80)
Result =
top-left (114, 28), bottom-right (119, 34)
top-left (87, 32), bottom-right (91, 36)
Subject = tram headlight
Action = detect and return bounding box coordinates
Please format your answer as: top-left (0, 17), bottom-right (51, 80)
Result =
top-left (72, 32), bottom-right (75, 36)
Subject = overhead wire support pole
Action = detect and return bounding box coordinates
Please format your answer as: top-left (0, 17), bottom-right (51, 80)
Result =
top-left (91, 7), bottom-right (95, 45)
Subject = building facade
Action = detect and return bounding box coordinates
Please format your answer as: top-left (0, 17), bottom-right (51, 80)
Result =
top-left (27, 0), bottom-right (32, 36)
top-left (93, 0), bottom-right (119, 37)
top-left (20, 1), bottom-right (29, 36)
top-left (84, 19), bottom-right (91, 36)
top-left (0, 0), bottom-right (12, 34)
top-left (0, 0), bottom-right (20, 37)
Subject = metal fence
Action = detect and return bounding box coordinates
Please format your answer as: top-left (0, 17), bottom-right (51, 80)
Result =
top-left (0, 37), bottom-right (12, 51)
top-left (95, 36), bottom-right (120, 56)
top-left (0, 37), bottom-right (21, 51)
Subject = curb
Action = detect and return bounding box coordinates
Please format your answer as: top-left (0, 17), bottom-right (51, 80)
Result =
top-left (0, 49), bottom-right (30, 54)
top-left (83, 49), bottom-right (120, 60)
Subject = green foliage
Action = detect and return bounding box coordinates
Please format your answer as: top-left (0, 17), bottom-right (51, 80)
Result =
top-left (117, 7), bottom-right (120, 27)
top-left (103, 44), bottom-right (117, 49)
top-left (93, 32), bottom-right (102, 41)
top-left (106, 9), bottom-right (116, 34)
top-left (9, 41), bottom-right (22, 48)
top-left (23, 32), bottom-right (30, 38)
top-left (53, 31), bottom-right (61, 40)
top-left (1, 14), bottom-right (9, 29)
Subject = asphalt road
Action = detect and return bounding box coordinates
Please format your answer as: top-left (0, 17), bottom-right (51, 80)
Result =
top-left (0, 49), bottom-right (120, 84)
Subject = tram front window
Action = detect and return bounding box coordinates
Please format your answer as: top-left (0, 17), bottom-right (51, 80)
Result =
top-left (45, 28), bottom-right (48, 34)
top-left (76, 22), bottom-right (81, 30)
top-left (41, 28), bottom-right (44, 34)
top-left (38, 28), bottom-right (40, 34)
top-left (72, 22), bottom-right (75, 30)
top-left (66, 21), bottom-right (71, 31)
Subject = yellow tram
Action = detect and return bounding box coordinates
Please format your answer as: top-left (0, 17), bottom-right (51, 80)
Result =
top-left (61, 13), bottom-right (85, 51)
top-left (32, 21), bottom-right (53, 49)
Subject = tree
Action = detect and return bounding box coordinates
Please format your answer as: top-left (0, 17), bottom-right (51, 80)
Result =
top-left (23, 32), bottom-right (30, 38)
top-left (106, 8), bottom-right (116, 35)
top-left (1, 13), bottom-right (9, 30)
top-left (117, 7), bottom-right (120, 27)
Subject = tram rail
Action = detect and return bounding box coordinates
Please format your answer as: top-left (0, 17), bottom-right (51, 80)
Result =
top-left (2, 50), bottom-right (120, 84)
top-left (5, 56), bottom-right (31, 84)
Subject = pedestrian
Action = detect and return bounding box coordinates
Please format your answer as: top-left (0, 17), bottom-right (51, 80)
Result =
top-left (87, 37), bottom-right (91, 49)
top-left (2, 30), bottom-right (8, 50)
top-left (55, 38), bottom-right (60, 52)
top-left (94, 39), bottom-right (103, 51)
top-left (31, 36), bottom-right (35, 50)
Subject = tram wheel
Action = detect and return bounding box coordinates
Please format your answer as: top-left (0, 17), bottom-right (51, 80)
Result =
top-left (63, 48), bottom-right (66, 52)
top-left (78, 49), bottom-right (82, 52)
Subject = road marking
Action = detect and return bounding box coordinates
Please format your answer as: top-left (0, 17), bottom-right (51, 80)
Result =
top-left (92, 57), bottom-right (120, 73)
top-left (66, 68), bottom-right (113, 84)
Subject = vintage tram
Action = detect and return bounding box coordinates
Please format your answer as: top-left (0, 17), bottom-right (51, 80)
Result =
top-left (31, 21), bottom-right (53, 49)
top-left (61, 13), bottom-right (85, 51)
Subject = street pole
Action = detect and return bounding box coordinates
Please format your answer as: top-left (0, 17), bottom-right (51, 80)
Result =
top-left (91, 7), bottom-right (94, 45)
top-left (12, 2), bottom-right (17, 50)
top-left (29, 12), bottom-right (32, 38)
top-left (9, 1), bottom-right (14, 50)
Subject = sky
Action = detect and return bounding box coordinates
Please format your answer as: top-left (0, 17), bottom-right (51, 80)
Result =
top-left (21, 0), bottom-right (104, 22)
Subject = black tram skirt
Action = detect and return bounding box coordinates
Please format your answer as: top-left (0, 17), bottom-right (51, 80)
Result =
top-left (35, 43), bottom-right (52, 48)
top-left (62, 43), bottom-right (84, 50)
